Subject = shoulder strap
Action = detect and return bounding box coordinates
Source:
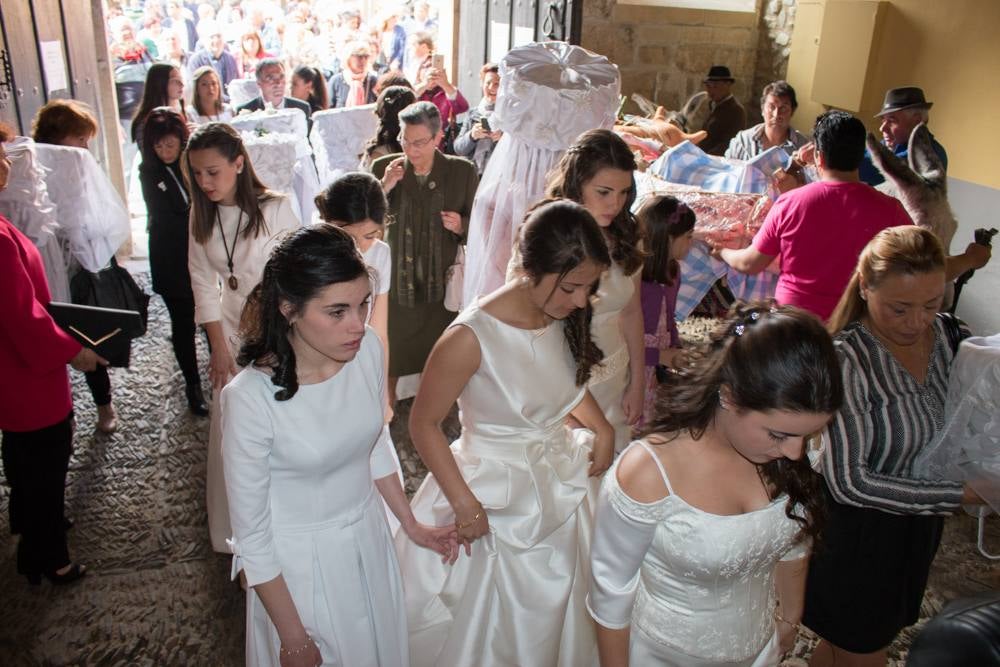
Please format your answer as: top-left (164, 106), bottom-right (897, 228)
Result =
top-left (937, 312), bottom-right (964, 355)
top-left (635, 440), bottom-right (675, 495)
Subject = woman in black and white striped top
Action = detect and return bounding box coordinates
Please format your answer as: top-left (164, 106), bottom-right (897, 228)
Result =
top-left (803, 226), bottom-right (986, 667)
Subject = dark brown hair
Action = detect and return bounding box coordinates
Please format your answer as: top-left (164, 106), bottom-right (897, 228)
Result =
top-left (32, 99), bottom-right (99, 145)
top-left (314, 172), bottom-right (388, 227)
top-left (292, 65), bottom-right (330, 112)
top-left (637, 195), bottom-right (696, 285)
top-left (131, 63), bottom-right (185, 142)
top-left (645, 302), bottom-right (843, 544)
top-left (365, 85), bottom-right (417, 158)
top-left (546, 129), bottom-right (645, 275)
top-left (140, 106), bottom-right (189, 163)
top-left (238, 224), bottom-right (370, 401)
top-left (518, 199), bottom-right (611, 385)
top-left (182, 122), bottom-right (280, 245)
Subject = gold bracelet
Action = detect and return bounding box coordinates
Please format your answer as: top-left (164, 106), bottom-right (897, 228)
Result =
top-left (280, 636), bottom-right (315, 657)
top-left (456, 510), bottom-right (484, 530)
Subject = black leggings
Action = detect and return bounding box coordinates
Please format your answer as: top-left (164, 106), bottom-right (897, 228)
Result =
top-left (2, 412), bottom-right (74, 575)
top-left (84, 366), bottom-right (111, 407)
top-left (162, 295), bottom-right (201, 386)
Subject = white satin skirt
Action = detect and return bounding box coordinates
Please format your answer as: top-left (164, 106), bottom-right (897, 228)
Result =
top-left (396, 426), bottom-right (597, 667)
top-left (630, 626), bottom-right (782, 667)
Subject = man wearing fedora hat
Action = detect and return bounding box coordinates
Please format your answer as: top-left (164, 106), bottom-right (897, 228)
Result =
top-left (859, 86), bottom-right (948, 186)
top-left (700, 65), bottom-right (747, 156)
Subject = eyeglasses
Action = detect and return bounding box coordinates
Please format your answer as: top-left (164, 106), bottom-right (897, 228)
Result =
top-left (260, 74), bottom-right (285, 84)
top-left (398, 135), bottom-right (435, 149)
top-left (352, 54), bottom-right (371, 60)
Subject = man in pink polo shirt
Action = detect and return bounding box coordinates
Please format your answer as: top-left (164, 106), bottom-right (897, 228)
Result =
top-left (718, 110), bottom-right (912, 321)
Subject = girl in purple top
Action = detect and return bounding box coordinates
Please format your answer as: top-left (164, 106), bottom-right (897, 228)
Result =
top-left (636, 195), bottom-right (695, 425)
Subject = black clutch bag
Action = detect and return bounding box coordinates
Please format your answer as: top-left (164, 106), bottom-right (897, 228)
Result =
top-left (47, 302), bottom-right (144, 368)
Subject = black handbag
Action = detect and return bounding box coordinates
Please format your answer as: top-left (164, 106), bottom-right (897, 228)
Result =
top-left (47, 302), bottom-right (145, 368)
top-left (71, 257), bottom-right (150, 337)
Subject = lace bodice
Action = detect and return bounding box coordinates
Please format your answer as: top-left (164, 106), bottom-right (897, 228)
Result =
top-left (589, 441), bottom-right (808, 662)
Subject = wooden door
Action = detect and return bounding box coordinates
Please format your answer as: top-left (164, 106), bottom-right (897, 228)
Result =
top-left (0, 0), bottom-right (46, 133)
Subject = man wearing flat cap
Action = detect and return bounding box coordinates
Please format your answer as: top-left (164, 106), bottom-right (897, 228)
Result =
top-left (700, 65), bottom-right (747, 156)
top-left (859, 86), bottom-right (948, 186)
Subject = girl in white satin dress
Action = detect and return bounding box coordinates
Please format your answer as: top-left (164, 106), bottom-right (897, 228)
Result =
top-left (589, 304), bottom-right (844, 666)
top-left (184, 122), bottom-right (301, 553)
top-left (546, 130), bottom-right (646, 452)
top-left (222, 225), bottom-right (455, 666)
top-left (397, 200), bottom-right (616, 667)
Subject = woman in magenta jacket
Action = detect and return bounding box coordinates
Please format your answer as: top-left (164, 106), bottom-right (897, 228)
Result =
top-left (0, 124), bottom-right (104, 585)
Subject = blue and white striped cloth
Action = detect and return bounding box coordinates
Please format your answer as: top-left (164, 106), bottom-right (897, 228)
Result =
top-left (647, 141), bottom-right (782, 319)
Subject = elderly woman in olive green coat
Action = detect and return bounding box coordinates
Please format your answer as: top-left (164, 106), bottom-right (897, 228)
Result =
top-left (372, 101), bottom-right (479, 399)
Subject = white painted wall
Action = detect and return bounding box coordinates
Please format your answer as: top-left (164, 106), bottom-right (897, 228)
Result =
top-left (949, 178), bottom-right (1000, 336)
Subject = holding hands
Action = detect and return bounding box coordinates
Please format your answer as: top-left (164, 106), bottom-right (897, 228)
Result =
top-left (403, 518), bottom-right (462, 564)
top-left (453, 498), bottom-right (489, 555)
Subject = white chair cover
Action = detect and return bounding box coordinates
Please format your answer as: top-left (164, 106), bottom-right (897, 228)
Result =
top-left (462, 41), bottom-right (620, 306)
top-left (917, 333), bottom-right (1000, 514)
top-left (231, 110), bottom-right (319, 224)
top-left (240, 131), bottom-right (298, 197)
top-left (309, 104), bottom-right (379, 187)
top-left (0, 137), bottom-right (70, 301)
top-left (35, 143), bottom-right (131, 274)
top-left (227, 78), bottom-right (262, 110)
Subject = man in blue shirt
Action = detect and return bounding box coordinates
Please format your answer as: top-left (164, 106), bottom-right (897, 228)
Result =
top-left (859, 86), bottom-right (947, 186)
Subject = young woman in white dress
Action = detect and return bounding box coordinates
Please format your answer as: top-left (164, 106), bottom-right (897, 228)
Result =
top-left (223, 224), bottom-right (456, 667)
top-left (547, 129), bottom-right (646, 452)
top-left (183, 122), bottom-right (301, 552)
top-left (397, 200), bottom-right (617, 667)
top-left (589, 303), bottom-right (843, 667)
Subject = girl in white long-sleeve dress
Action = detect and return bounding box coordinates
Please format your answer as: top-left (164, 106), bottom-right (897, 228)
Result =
top-left (398, 200), bottom-right (616, 667)
top-left (589, 304), bottom-right (843, 666)
top-left (222, 225), bottom-right (456, 666)
top-left (546, 130), bottom-right (647, 452)
top-left (184, 122), bottom-right (302, 553)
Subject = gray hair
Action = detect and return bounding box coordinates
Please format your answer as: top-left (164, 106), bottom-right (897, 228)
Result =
top-left (398, 101), bottom-right (441, 136)
top-left (255, 58), bottom-right (285, 80)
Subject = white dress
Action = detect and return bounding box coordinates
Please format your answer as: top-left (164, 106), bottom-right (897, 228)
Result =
top-left (396, 301), bottom-right (597, 667)
top-left (188, 195), bottom-right (301, 552)
top-left (588, 441), bottom-right (808, 666)
top-left (222, 328), bottom-right (407, 667)
top-left (363, 239), bottom-right (392, 296)
top-left (589, 261), bottom-right (636, 453)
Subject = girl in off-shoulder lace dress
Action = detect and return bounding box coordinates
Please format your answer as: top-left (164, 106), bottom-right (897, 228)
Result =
top-left (398, 200), bottom-right (616, 667)
top-left (546, 129), bottom-right (646, 452)
top-left (589, 303), bottom-right (843, 667)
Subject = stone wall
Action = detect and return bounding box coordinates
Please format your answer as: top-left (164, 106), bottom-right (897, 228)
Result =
top-left (580, 0), bottom-right (796, 123)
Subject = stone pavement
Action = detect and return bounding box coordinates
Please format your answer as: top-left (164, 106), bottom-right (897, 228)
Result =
top-left (1, 290), bottom-right (996, 665)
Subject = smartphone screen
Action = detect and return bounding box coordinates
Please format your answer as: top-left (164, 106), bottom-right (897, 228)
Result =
top-left (431, 53), bottom-right (445, 70)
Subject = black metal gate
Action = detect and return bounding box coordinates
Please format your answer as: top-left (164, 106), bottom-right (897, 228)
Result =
top-left (456, 0), bottom-right (582, 106)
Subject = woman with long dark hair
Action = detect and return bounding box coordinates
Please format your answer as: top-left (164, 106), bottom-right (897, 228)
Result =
top-left (137, 107), bottom-right (207, 416)
top-left (182, 122), bottom-right (301, 552)
top-left (546, 129), bottom-right (646, 453)
top-left (223, 224), bottom-right (454, 667)
top-left (130, 62), bottom-right (186, 146)
top-left (361, 85), bottom-right (416, 169)
top-left (589, 303), bottom-right (843, 666)
top-left (291, 65), bottom-right (330, 115)
top-left (398, 199), bottom-right (616, 667)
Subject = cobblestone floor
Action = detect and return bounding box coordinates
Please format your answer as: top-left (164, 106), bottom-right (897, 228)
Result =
top-left (1, 288), bottom-right (996, 665)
